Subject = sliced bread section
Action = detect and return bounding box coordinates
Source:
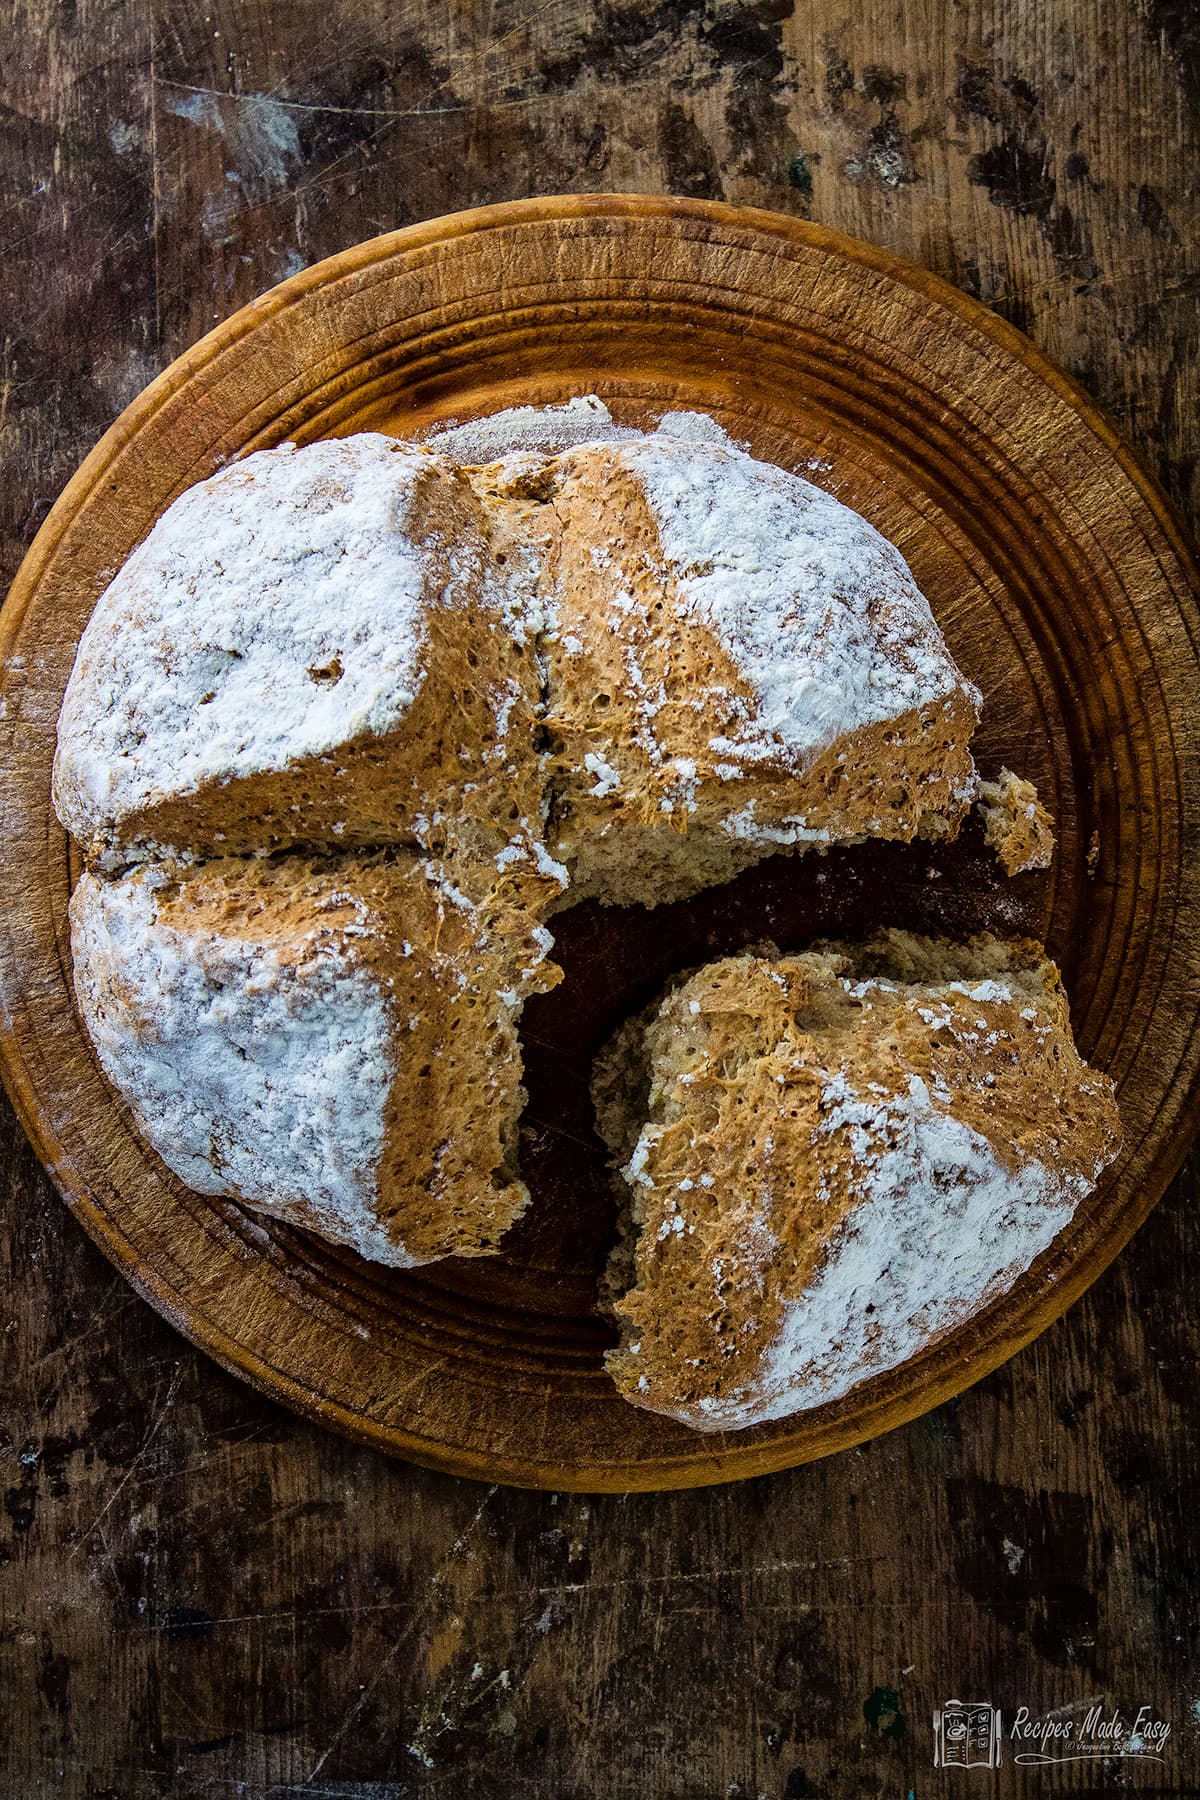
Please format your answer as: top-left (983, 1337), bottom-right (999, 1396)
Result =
top-left (595, 930), bottom-right (1120, 1429)
top-left (53, 435), bottom-right (547, 873)
top-left (533, 436), bottom-right (981, 905)
top-left (69, 851), bottom-right (561, 1265)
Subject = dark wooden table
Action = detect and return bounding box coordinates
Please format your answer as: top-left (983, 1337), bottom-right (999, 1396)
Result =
top-left (2, 4), bottom-right (1198, 1795)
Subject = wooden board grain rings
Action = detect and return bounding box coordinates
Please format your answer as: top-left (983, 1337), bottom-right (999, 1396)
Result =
top-left (2, 194), bottom-right (1198, 1492)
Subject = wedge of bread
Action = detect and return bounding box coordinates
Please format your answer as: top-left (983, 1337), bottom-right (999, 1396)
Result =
top-left (70, 851), bottom-right (561, 1265)
top-left (537, 437), bottom-right (980, 904)
top-left (53, 435), bottom-right (547, 874)
top-left (594, 931), bottom-right (1120, 1430)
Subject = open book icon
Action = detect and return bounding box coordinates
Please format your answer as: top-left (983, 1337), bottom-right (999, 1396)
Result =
top-left (933, 1702), bottom-right (1002, 1769)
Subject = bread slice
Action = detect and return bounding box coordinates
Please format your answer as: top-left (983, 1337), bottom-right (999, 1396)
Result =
top-left (594, 930), bottom-right (1120, 1430)
top-left (69, 851), bottom-right (561, 1265)
top-left (521, 436), bottom-right (981, 906)
top-left (53, 435), bottom-right (547, 875)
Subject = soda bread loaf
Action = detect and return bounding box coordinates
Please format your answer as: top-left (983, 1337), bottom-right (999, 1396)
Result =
top-left (69, 851), bottom-right (560, 1266)
top-left (593, 931), bottom-right (1120, 1430)
top-left (58, 401), bottom-right (1072, 1308)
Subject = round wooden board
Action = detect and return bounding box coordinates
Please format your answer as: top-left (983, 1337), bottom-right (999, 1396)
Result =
top-left (2, 195), bottom-right (1199, 1492)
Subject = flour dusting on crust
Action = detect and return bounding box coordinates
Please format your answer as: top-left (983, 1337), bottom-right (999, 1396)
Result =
top-left (425, 394), bottom-right (638, 460)
top-left (599, 932), bottom-right (1121, 1431)
top-left (703, 1072), bottom-right (1083, 1426)
top-left (612, 434), bottom-right (974, 770)
top-left (425, 394), bottom-right (742, 462)
top-left (55, 437), bottom-right (445, 851)
top-left (70, 865), bottom-right (408, 1265)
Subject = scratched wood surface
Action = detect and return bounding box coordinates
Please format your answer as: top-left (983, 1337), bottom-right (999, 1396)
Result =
top-left (1, 3), bottom-right (1198, 1796)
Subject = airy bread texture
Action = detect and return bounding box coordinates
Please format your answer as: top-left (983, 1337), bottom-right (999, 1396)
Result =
top-left (594, 931), bottom-right (1121, 1431)
top-left (70, 851), bottom-right (560, 1265)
